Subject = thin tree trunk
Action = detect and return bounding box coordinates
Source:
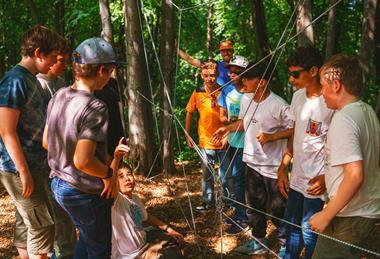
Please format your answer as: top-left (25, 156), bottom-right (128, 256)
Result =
top-left (251, 0), bottom-right (271, 57)
top-left (325, 0), bottom-right (338, 58)
top-left (159, 0), bottom-right (175, 175)
top-left (123, 0), bottom-right (157, 175)
top-left (374, 1), bottom-right (380, 117)
top-left (359, 0), bottom-right (377, 85)
top-left (206, 4), bottom-right (213, 58)
top-left (296, 0), bottom-right (314, 47)
top-left (54, 0), bottom-right (65, 35)
top-left (27, 0), bottom-right (40, 24)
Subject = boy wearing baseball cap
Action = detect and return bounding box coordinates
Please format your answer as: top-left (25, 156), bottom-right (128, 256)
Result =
top-left (43, 37), bottom-right (128, 258)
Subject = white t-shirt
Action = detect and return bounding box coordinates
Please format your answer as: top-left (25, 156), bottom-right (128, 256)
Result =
top-left (289, 88), bottom-right (334, 198)
top-left (325, 101), bottom-right (380, 218)
top-left (112, 193), bottom-right (148, 259)
top-left (239, 92), bottom-right (293, 179)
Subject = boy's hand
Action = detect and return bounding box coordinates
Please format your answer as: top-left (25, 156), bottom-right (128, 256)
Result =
top-left (256, 132), bottom-right (273, 145)
top-left (101, 173), bottom-right (119, 199)
top-left (185, 136), bottom-right (194, 148)
top-left (307, 175), bottom-right (326, 196)
top-left (211, 127), bottom-right (228, 144)
top-left (167, 227), bottom-right (184, 244)
top-left (309, 210), bottom-right (332, 233)
top-left (277, 165), bottom-right (289, 199)
top-left (19, 171), bottom-right (34, 198)
top-left (114, 137), bottom-right (130, 161)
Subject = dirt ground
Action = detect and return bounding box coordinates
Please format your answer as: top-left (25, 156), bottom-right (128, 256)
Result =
top-left (1, 161), bottom-right (379, 258)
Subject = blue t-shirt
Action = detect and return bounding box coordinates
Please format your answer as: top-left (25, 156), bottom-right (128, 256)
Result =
top-left (217, 61), bottom-right (230, 86)
top-left (0, 65), bottom-right (48, 173)
top-left (218, 85), bottom-right (245, 148)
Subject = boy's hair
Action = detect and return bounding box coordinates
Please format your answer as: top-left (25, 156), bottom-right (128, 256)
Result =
top-left (320, 54), bottom-right (365, 97)
top-left (72, 63), bottom-right (114, 79)
top-left (21, 25), bottom-right (67, 57)
top-left (239, 60), bottom-right (275, 81)
top-left (286, 46), bottom-right (323, 69)
top-left (201, 59), bottom-right (218, 72)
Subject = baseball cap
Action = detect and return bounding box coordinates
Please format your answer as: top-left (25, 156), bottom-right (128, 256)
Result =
top-left (73, 37), bottom-right (126, 65)
top-left (227, 55), bottom-right (249, 69)
top-left (219, 40), bottom-right (234, 51)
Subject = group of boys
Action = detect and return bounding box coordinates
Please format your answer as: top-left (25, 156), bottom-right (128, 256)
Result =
top-left (0, 25), bottom-right (185, 259)
top-left (181, 40), bottom-right (380, 258)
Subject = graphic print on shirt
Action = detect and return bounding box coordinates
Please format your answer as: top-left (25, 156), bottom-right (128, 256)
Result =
top-left (130, 202), bottom-right (144, 232)
top-left (306, 118), bottom-right (322, 136)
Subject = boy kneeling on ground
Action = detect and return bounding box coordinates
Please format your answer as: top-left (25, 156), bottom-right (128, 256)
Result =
top-left (112, 165), bottom-right (185, 259)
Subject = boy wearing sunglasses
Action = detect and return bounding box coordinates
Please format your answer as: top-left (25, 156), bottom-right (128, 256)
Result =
top-left (277, 46), bottom-right (335, 259)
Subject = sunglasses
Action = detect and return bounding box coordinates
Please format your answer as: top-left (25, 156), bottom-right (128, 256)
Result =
top-left (289, 68), bottom-right (308, 79)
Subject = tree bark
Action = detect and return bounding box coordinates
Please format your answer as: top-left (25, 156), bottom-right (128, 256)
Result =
top-left (27, 0), bottom-right (40, 24)
top-left (251, 0), bottom-right (271, 57)
top-left (296, 0), bottom-right (314, 47)
top-left (123, 0), bottom-right (157, 175)
top-left (159, 0), bottom-right (175, 175)
top-left (359, 0), bottom-right (377, 84)
top-left (206, 4), bottom-right (213, 58)
top-left (54, 0), bottom-right (65, 35)
top-left (99, 0), bottom-right (113, 43)
top-left (325, 0), bottom-right (338, 58)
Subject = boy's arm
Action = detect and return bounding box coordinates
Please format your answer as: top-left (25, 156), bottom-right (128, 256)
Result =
top-left (42, 124), bottom-right (48, 150)
top-left (145, 213), bottom-right (184, 244)
top-left (257, 128), bottom-right (294, 146)
top-left (277, 130), bottom-right (294, 199)
top-left (309, 160), bottom-right (364, 232)
top-left (185, 111), bottom-right (194, 148)
top-left (211, 119), bottom-right (244, 144)
top-left (0, 107), bottom-right (34, 197)
top-left (175, 41), bottom-right (202, 68)
top-left (219, 107), bottom-right (228, 125)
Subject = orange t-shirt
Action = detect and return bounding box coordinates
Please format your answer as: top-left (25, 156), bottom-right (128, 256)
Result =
top-left (186, 86), bottom-right (224, 149)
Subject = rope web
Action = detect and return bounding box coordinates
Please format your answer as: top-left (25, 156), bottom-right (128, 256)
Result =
top-left (128, 0), bottom-right (380, 257)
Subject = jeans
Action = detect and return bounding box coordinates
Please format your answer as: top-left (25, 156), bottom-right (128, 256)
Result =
top-left (228, 147), bottom-right (246, 221)
top-left (51, 177), bottom-right (113, 259)
top-left (283, 189), bottom-right (324, 259)
top-left (200, 148), bottom-right (233, 205)
top-left (246, 167), bottom-right (286, 246)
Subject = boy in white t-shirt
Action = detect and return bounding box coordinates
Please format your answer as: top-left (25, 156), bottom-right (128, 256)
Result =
top-left (309, 54), bottom-right (380, 258)
top-left (213, 60), bottom-right (293, 256)
top-left (112, 165), bottom-right (184, 259)
top-left (278, 46), bottom-right (335, 259)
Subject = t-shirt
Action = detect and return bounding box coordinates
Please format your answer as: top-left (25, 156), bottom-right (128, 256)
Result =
top-left (239, 92), bottom-right (293, 179)
top-left (218, 85), bottom-right (244, 148)
top-left (325, 101), bottom-right (380, 218)
top-left (36, 73), bottom-right (66, 100)
top-left (186, 85), bottom-right (224, 149)
top-left (289, 88), bottom-right (334, 198)
top-left (0, 65), bottom-right (48, 173)
top-left (112, 193), bottom-right (148, 259)
top-left (217, 61), bottom-right (230, 86)
top-left (46, 87), bottom-right (108, 194)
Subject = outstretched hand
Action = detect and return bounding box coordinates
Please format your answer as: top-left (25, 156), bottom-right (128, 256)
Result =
top-left (114, 137), bottom-right (130, 161)
top-left (211, 127), bottom-right (228, 145)
top-left (167, 227), bottom-right (185, 244)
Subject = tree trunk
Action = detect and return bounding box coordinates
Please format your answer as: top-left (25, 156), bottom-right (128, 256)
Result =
top-left (374, 1), bottom-right (380, 117)
top-left (325, 0), bottom-right (338, 58)
top-left (54, 0), bottom-right (65, 35)
top-left (251, 0), bottom-right (271, 57)
top-left (296, 0), bottom-right (314, 47)
top-left (206, 4), bottom-right (213, 58)
top-left (27, 0), bottom-right (40, 24)
top-left (123, 0), bottom-right (157, 175)
top-left (359, 0), bottom-right (377, 84)
top-left (159, 0), bottom-right (175, 175)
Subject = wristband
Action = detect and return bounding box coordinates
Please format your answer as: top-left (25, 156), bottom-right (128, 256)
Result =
top-left (103, 167), bottom-right (113, 179)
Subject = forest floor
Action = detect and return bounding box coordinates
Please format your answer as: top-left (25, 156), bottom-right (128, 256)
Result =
top-left (1, 161), bottom-right (379, 258)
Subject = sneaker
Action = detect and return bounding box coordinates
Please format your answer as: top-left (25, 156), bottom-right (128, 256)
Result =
top-left (234, 239), bottom-right (268, 255)
top-left (195, 203), bottom-right (212, 212)
top-left (278, 245), bottom-right (286, 258)
top-left (225, 221), bottom-right (250, 235)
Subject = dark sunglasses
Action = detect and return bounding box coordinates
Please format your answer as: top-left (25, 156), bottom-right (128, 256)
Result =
top-left (289, 68), bottom-right (309, 79)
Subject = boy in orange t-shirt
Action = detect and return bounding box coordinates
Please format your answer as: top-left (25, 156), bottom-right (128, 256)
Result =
top-left (185, 59), bottom-right (233, 212)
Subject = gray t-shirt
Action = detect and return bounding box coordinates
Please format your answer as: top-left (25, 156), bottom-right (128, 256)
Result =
top-left (46, 87), bottom-right (109, 194)
top-left (36, 73), bottom-right (66, 99)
